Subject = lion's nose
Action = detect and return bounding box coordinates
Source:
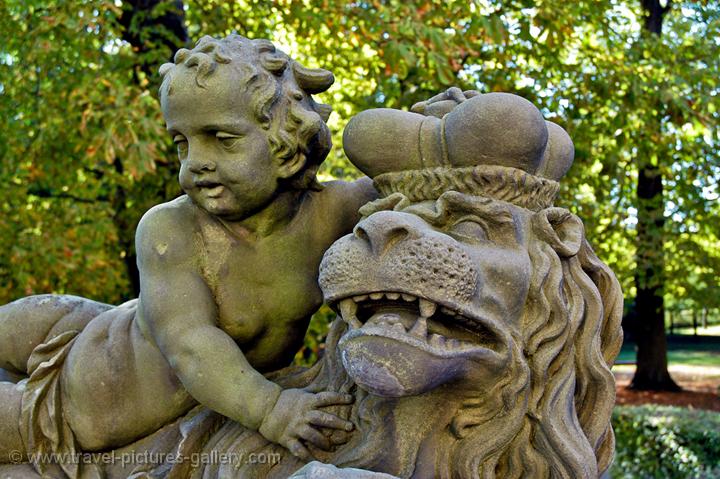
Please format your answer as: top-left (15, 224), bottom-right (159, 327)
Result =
top-left (353, 211), bottom-right (424, 256)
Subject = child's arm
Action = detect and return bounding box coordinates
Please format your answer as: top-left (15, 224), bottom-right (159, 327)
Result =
top-left (135, 205), bottom-right (352, 459)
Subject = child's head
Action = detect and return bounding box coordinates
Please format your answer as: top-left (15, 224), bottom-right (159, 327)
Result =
top-left (159, 35), bottom-right (334, 191)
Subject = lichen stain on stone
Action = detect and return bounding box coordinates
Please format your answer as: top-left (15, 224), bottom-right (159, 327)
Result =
top-left (155, 242), bottom-right (169, 256)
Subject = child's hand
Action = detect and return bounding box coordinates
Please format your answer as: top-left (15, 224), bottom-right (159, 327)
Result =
top-left (258, 388), bottom-right (355, 460)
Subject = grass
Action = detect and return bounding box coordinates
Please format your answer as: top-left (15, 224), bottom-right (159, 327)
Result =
top-left (616, 333), bottom-right (720, 368)
top-left (616, 347), bottom-right (720, 368)
top-left (674, 324), bottom-right (720, 336)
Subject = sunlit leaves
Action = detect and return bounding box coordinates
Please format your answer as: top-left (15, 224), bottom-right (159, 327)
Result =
top-left (0, 0), bottom-right (718, 314)
top-left (0, 0), bottom-right (181, 303)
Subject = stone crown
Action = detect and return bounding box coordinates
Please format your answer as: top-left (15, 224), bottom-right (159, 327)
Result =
top-left (343, 92), bottom-right (573, 182)
top-left (342, 92), bottom-right (574, 210)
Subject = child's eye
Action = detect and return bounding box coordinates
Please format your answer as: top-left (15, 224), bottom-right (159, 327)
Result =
top-left (173, 135), bottom-right (188, 154)
top-left (216, 132), bottom-right (241, 148)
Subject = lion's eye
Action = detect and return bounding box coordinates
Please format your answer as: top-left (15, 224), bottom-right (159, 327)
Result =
top-left (448, 220), bottom-right (488, 243)
top-left (216, 132), bottom-right (241, 149)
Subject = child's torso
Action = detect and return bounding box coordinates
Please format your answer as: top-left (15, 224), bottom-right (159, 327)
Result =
top-left (61, 188), bottom-right (356, 450)
top-left (194, 191), bottom-right (339, 370)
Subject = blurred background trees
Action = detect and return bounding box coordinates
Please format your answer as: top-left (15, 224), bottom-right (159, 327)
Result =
top-left (1, 0), bottom-right (718, 390)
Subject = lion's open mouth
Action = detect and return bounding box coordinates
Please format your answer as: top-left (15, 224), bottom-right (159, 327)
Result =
top-left (331, 292), bottom-right (501, 358)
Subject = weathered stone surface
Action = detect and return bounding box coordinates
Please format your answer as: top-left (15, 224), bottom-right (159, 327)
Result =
top-left (105, 87), bottom-right (621, 479)
top-left (313, 88), bottom-right (623, 478)
top-left (0, 36), bottom-right (622, 479)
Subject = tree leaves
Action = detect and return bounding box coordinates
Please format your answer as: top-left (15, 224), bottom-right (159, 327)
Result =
top-left (0, 0), bottom-right (718, 316)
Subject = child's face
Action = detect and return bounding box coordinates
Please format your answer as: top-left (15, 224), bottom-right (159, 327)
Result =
top-left (162, 65), bottom-right (280, 221)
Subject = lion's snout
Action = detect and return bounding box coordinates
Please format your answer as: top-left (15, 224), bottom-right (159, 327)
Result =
top-left (352, 211), bottom-right (425, 256)
top-left (320, 211), bottom-right (477, 304)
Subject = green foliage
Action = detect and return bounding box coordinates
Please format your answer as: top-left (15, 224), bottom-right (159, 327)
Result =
top-left (0, 0), bottom-right (182, 303)
top-left (612, 405), bottom-right (720, 478)
top-left (0, 1), bottom-right (718, 327)
top-left (293, 304), bottom-right (336, 367)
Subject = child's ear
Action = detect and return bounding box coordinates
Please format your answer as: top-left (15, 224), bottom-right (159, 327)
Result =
top-left (532, 207), bottom-right (584, 257)
top-left (277, 152), bottom-right (307, 180)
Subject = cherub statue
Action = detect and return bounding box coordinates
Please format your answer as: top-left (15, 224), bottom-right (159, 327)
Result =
top-left (0, 34), bottom-right (375, 477)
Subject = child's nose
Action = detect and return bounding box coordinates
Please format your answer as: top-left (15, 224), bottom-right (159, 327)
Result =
top-left (188, 158), bottom-right (216, 173)
top-left (186, 146), bottom-right (217, 173)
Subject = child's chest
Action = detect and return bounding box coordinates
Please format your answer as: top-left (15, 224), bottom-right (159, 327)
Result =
top-left (198, 228), bottom-right (327, 344)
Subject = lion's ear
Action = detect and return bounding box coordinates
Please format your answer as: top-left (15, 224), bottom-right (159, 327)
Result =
top-left (532, 207), bottom-right (584, 257)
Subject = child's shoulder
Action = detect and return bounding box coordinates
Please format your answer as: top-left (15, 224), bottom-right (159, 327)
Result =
top-left (302, 177), bottom-right (377, 237)
top-left (136, 196), bottom-right (199, 251)
top-left (315, 177), bottom-right (377, 215)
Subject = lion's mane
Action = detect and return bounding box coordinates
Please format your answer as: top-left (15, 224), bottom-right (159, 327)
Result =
top-left (303, 203), bottom-right (623, 479)
top-left (445, 215), bottom-right (623, 478)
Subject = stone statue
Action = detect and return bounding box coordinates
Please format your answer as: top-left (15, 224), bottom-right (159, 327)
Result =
top-left (73, 88), bottom-right (618, 479)
top-left (0, 37), bottom-right (622, 479)
top-left (0, 35), bottom-right (375, 477)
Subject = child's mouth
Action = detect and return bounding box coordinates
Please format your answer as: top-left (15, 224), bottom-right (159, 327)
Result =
top-left (195, 181), bottom-right (224, 198)
top-left (204, 185), bottom-right (224, 197)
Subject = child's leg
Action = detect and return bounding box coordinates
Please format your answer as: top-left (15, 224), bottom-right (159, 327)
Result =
top-left (0, 295), bottom-right (112, 375)
top-left (0, 382), bottom-right (24, 463)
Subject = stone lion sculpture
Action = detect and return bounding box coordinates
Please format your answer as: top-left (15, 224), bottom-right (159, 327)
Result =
top-left (307, 90), bottom-right (624, 478)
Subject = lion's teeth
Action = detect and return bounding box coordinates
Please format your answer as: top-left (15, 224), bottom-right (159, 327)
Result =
top-left (392, 322), bottom-right (406, 334)
top-left (353, 294), bottom-right (368, 302)
top-left (419, 299), bottom-right (437, 318)
top-left (339, 299), bottom-right (357, 319)
top-left (441, 307), bottom-right (457, 316)
top-left (370, 292), bottom-right (383, 300)
top-left (339, 299), bottom-right (361, 328)
top-left (401, 294), bottom-right (416, 302)
top-left (430, 334), bottom-right (445, 347)
top-left (409, 316), bottom-right (428, 339)
top-left (447, 339), bottom-right (460, 349)
top-left (386, 292), bottom-right (400, 300)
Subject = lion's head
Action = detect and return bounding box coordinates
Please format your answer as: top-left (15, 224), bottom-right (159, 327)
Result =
top-left (317, 186), bottom-right (622, 478)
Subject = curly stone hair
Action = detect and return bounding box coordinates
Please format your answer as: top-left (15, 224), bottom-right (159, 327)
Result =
top-left (159, 34), bottom-right (334, 190)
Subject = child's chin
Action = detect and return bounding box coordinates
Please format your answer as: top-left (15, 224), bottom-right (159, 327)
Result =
top-left (198, 202), bottom-right (246, 220)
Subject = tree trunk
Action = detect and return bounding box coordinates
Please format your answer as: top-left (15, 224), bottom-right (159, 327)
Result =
top-left (112, 0), bottom-right (188, 297)
top-left (702, 307), bottom-right (708, 329)
top-left (629, 0), bottom-right (680, 391)
top-left (119, 0), bottom-right (189, 80)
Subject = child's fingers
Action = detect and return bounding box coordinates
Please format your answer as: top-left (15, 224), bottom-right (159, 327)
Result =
top-left (307, 410), bottom-right (354, 432)
top-left (287, 438), bottom-right (312, 461)
top-left (298, 425), bottom-right (331, 451)
top-left (328, 431), bottom-right (351, 446)
top-left (312, 391), bottom-right (354, 407)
